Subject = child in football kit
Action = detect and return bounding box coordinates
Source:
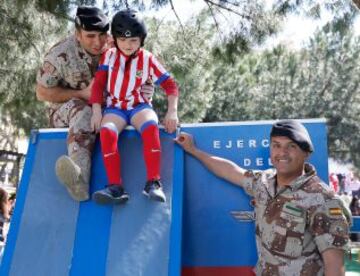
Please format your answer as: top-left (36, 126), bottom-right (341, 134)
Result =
top-left (89, 9), bottom-right (179, 204)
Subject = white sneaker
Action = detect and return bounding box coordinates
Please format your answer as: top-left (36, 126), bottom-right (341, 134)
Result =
top-left (142, 180), bottom-right (166, 203)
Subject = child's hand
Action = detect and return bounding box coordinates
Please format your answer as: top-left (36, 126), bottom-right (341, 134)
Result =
top-left (163, 110), bottom-right (178, 133)
top-left (91, 106), bottom-right (102, 133)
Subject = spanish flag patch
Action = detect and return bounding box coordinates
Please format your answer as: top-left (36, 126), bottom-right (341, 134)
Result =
top-left (329, 207), bottom-right (342, 216)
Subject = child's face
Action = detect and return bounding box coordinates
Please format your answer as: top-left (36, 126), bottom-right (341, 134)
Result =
top-left (116, 37), bottom-right (141, 56)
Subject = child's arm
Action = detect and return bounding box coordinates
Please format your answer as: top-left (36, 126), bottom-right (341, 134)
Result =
top-left (163, 94), bottom-right (178, 133)
top-left (90, 71), bottom-right (106, 132)
top-left (150, 54), bottom-right (179, 133)
top-left (91, 103), bottom-right (102, 133)
top-left (89, 57), bottom-right (108, 105)
top-left (89, 51), bottom-right (110, 132)
top-left (159, 76), bottom-right (179, 133)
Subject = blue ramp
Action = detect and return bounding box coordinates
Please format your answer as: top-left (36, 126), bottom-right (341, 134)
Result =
top-left (1, 128), bottom-right (183, 276)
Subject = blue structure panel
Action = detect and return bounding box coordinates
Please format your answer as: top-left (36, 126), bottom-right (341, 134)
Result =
top-left (8, 138), bottom-right (79, 276)
top-left (1, 129), bottom-right (183, 276)
top-left (351, 216), bottom-right (360, 233)
top-left (106, 134), bottom-right (174, 276)
top-left (1, 120), bottom-right (337, 276)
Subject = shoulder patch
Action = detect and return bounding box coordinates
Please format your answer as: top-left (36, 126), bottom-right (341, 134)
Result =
top-left (328, 207), bottom-right (343, 217)
top-left (283, 202), bottom-right (304, 217)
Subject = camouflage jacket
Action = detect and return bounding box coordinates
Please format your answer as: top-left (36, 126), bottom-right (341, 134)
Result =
top-left (240, 163), bottom-right (351, 276)
top-left (36, 35), bottom-right (99, 110)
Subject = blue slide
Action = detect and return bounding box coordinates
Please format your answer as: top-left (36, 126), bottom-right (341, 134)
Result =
top-left (1, 120), bottom-right (358, 276)
top-left (0, 129), bottom-right (184, 276)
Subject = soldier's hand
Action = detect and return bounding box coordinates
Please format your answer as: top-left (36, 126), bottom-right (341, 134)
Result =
top-left (163, 110), bottom-right (178, 133)
top-left (174, 132), bottom-right (196, 153)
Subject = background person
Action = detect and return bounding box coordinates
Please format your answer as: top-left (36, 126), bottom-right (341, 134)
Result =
top-left (349, 195), bottom-right (360, 241)
top-left (0, 188), bottom-right (10, 261)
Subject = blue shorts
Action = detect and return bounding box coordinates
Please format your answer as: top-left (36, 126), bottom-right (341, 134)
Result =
top-left (103, 104), bottom-right (153, 124)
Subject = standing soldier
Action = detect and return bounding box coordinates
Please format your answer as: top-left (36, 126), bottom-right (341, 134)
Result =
top-left (36, 6), bottom-right (109, 201)
top-left (175, 120), bottom-right (351, 276)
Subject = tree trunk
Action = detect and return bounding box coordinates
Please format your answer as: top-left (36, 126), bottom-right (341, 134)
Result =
top-left (353, 0), bottom-right (360, 9)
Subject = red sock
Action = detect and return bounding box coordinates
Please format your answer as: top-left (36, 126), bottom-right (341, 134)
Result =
top-left (141, 124), bottom-right (161, 181)
top-left (100, 127), bottom-right (122, 185)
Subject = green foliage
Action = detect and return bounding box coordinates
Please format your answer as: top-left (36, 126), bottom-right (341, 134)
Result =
top-left (0, 0), bottom-right (67, 137)
top-left (203, 20), bottom-right (360, 169)
top-left (145, 15), bottom-right (215, 123)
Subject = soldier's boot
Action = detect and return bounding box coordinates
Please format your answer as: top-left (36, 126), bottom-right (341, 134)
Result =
top-left (55, 155), bottom-right (89, 201)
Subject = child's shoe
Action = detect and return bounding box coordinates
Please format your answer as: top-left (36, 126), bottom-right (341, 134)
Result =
top-left (93, 185), bottom-right (129, 205)
top-left (142, 180), bottom-right (166, 203)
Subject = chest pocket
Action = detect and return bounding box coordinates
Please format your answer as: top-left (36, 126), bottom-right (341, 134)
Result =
top-left (62, 55), bottom-right (93, 89)
top-left (270, 203), bottom-right (307, 258)
top-left (62, 69), bottom-right (91, 90)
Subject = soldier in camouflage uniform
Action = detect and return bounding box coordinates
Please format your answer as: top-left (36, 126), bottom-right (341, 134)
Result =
top-left (175, 120), bottom-right (351, 276)
top-left (36, 6), bottom-right (109, 201)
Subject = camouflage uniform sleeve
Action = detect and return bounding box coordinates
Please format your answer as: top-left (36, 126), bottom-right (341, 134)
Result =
top-left (36, 52), bottom-right (62, 88)
top-left (238, 170), bottom-right (262, 197)
top-left (309, 197), bottom-right (351, 253)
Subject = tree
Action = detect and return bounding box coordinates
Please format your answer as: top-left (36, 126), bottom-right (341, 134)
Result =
top-left (3, 0), bottom-right (355, 133)
top-left (145, 12), bottom-right (216, 123)
top-left (0, 0), bottom-right (68, 184)
top-left (0, 1), bottom-right (68, 133)
top-left (202, 22), bottom-right (360, 169)
top-left (352, 0), bottom-right (360, 9)
top-left (2, 0), bottom-right (360, 171)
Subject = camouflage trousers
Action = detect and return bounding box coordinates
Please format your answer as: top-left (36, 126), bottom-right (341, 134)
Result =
top-left (49, 98), bottom-right (95, 184)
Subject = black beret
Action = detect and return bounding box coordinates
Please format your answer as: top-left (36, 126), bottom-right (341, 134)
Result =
top-left (75, 6), bottom-right (109, 32)
top-left (270, 120), bottom-right (314, 153)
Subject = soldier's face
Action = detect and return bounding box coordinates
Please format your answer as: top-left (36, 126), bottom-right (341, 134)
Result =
top-left (116, 37), bottom-right (141, 56)
top-left (76, 29), bottom-right (108, 56)
top-left (270, 136), bottom-right (309, 178)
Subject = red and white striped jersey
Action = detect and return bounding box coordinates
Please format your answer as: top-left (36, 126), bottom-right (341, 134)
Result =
top-left (90, 48), bottom-right (178, 110)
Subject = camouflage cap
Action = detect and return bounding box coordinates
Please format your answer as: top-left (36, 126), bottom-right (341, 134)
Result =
top-left (75, 6), bottom-right (109, 32)
top-left (270, 119), bottom-right (314, 153)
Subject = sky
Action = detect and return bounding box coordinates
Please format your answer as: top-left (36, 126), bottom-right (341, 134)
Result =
top-left (96, 0), bottom-right (360, 49)
top-left (143, 0), bottom-right (358, 50)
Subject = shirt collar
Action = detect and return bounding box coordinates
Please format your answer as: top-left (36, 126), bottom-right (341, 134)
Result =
top-left (117, 48), bottom-right (141, 60)
top-left (289, 163), bottom-right (316, 191)
top-left (266, 163), bottom-right (317, 195)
